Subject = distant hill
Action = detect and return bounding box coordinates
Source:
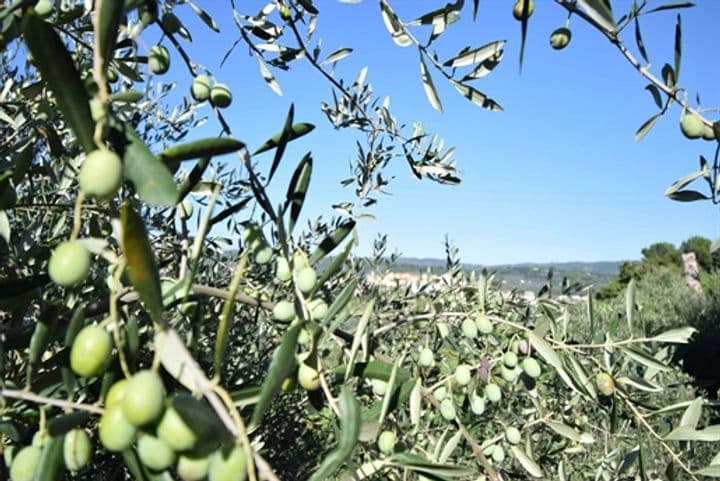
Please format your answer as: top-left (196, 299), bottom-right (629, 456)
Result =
top-left (389, 257), bottom-right (620, 292)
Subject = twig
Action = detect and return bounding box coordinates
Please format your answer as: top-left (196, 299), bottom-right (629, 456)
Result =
top-left (1, 389), bottom-right (104, 415)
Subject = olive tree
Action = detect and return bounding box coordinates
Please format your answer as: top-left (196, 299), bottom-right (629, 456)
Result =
top-left (0, 1), bottom-right (718, 481)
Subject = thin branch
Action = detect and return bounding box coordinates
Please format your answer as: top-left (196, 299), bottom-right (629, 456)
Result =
top-left (1, 389), bottom-right (104, 415)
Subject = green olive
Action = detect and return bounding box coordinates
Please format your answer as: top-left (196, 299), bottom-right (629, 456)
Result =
top-left (505, 426), bottom-right (521, 445)
top-left (275, 256), bottom-right (292, 282)
top-left (99, 404), bottom-right (136, 452)
top-left (549, 27), bottom-right (572, 50)
top-left (273, 300), bottom-right (295, 322)
top-left (63, 429), bottom-right (91, 471)
top-left (485, 383), bottom-right (502, 403)
top-left (105, 379), bottom-right (128, 407)
top-left (148, 45), bottom-right (171, 74)
top-left (522, 358), bottom-right (541, 379)
top-left (4, 445), bottom-right (15, 468)
top-left (138, 434), bottom-right (176, 471)
top-left (177, 454), bottom-right (211, 481)
top-left (297, 363), bottom-right (320, 391)
top-left (455, 364), bottom-right (472, 386)
top-left (122, 370), bottom-right (166, 426)
top-left (702, 123), bottom-right (716, 141)
top-left (503, 352), bottom-right (518, 368)
top-left (70, 325), bottom-right (112, 377)
top-left (680, 112), bottom-right (704, 139)
top-left (475, 315), bottom-right (493, 334)
top-left (440, 398), bottom-right (456, 420)
top-left (49, 241), bottom-right (91, 288)
top-left (491, 445), bottom-right (505, 463)
top-left (157, 407), bottom-right (197, 452)
top-left (372, 379), bottom-right (388, 396)
top-left (254, 244), bottom-right (273, 265)
top-left (209, 446), bottom-right (248, 481)
top-left (512, 0), bottom-right (534, 20)
top-left (107, 67), bottom-right (119, 83)
top-left (377, 431), bottom-right (396, 454)
top-left (433, 386), bottom-right (447, 402)
top-left (595, 372), bottom-right (615, 396)
top-left (461, 317), bottom-right (478, 338)
top-left (296, 267), bottom-right (317, 294)
top-left (469, 392), bottom-right (485, 415)
top-left (418, 348), bottom-right (435, 367)
top-left (34, 0), bottom-right (53, 18)
top-left (210, 84), bottom-right (233, 109)
top-left (191, 75), bottom-right (212, 102)
top-left (10, 446), bottom-right (41, 481)
top-left (501, 365), bottom-right (519, 383)
top-left (79, 149), bottom-right (123, 200)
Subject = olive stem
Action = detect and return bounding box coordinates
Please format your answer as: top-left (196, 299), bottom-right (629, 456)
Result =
top-left (70, 191), bottom-right (85, 241)
top-left (1, 389), bottom-right (104, 415)
top-left (107, 258), bottom-right (132, 379)
top-left (211, 384), bottom-right (258, 481)
top-left (214, 252), bottom-right (249, 377)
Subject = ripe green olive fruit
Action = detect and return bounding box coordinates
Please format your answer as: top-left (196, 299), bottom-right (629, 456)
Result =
top-left (105, 379), bottom-right (128, 407)
top-left (273, 300), bottom-right (295, 322)
top-left (680, 112), bottom-right (704, 139)
top-left (79, 149), bottom-right (123, 200)
top-left (595, 372), bottom-right (615, 396)
top-left (455, 364), bottom-right (472, 386)
top-left (372, 379), bottom-right (388, 396)
top-left (549, 27), bottom-right (572, 50)
top-left (49, 241), bottom-right (91, 288)
top-left (70, 325), bottom-right (112, 377)
top-left (122, 370), bottom-right (166, 426)
top-left (505, 426), bottom-right (521, 445)
top-left (209, 446), bottom-right (248, 481)
top-left (293, 250), bottom-right (310, 271)
top-left (281, 376), bottom-right (296, 392)
top-left (491, 445), bottom-right (505, 463)
top-left (482, 443), bottom-right (495, 457)
top-left (106, 67), bottom-right (119, 83)
top-left (501, 365), bottom-right (519, 383)
top-left (296, 267), bottom-right (317, 294)
top-left (309, 299), bottom-right (329, 320)
top-left (99, 404), bottom-right (137, 452)
top-left (461, 317), bottom-right (478, 338)
top-left (522, 357), bottom-right (541, 379)
top-left (148, 45), bottom-right (171, 74)
top-left (440, 398), bottom-right (456, 420)
top-left (279, 4), bottom-right (291, 20)
top-left (512, 0), bottom-right (534, 21)
top-left (485, 383), bottom-right (502, 403)
top-left (34, 0), bottom-right (53, 18)
top-left (253, 244), bottom-right (273, 265)
top-left (10, 446), bottom-right (41, 481)
top-left (377, 431), bottom-right (396, 454)
top-left (177, 454), bottom-right (211, 481)
top-left (469, 391), bottom-right (485, 415)
top-left (4, 445), bottom-right (15, 468)
top-left (275, 256), bottom-right (292, 282)
top-left (503, 352), bottom-right (518, 368)
top-left (210, 84), bottom-right (233, 109)
top-left (191, 75), bottom-right (212, 102)
top-left (63, 429), bottom-right (91, 471)
top-left (433, 386), bottom-right (447, 402)
top-left (703, 124), bottom-right (716, 141)
top-left (137, 434), bottom-right (176, 471)
top-left (157, 407), bottom-right (197, 452)
top-left (297, 363), bottom-right (321, 391)
top-left (418, 347), bottom-right (435, 367)
top-left (31, 432), bottom-right (45, 447)
top-left (475, 314), bottom-right (493, 334)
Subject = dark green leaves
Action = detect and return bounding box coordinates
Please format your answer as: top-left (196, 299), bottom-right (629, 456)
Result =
top-left (121, 123), bottom-right (179, 206)
top-left (451, 80), bottom-right (503, 111)
top-left (309, 219), bottom-right (356, 265)
top-left (285, 153), bottom-right (312, 234)
top-left (250, 322), bottom-right (304, 428)
top-left (444, 41), bottom-right (505, 68)
top-left (120, 202), bottom-right (164, 325)
top-left (33, 435), bottom-right (64, 481)
top-left (577, 0), bottom-right (617, 33)
top-left (253, 121), bottom-right (315, 155)
top-left (21, 13), bottom-right (95, 153)
top-left (307, 387), bottom-right (361, 481)
top-left (160, 137), bottom-right (245, 163)
top-left (94, 0), bottom-right (124, 75)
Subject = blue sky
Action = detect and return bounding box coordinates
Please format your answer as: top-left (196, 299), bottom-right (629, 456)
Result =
top-left (167, 1), bottom-right (720, 264)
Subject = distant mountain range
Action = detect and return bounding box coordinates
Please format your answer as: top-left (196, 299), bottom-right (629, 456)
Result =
top-left (389, 257), bottom-right (620, 291)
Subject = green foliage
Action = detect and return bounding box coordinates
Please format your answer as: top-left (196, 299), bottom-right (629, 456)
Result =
top-left (642, 241), bottom-right (683, 269)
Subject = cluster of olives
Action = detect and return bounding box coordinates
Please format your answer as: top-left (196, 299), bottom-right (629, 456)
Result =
top-left (242, 224), bottom-right (274, 265)
top-left (6, 428), bottom-right (92, 481)
top-left (680, 111), bottom-right (716, 141)
top-left (190, 75), bottom-right (232, 108)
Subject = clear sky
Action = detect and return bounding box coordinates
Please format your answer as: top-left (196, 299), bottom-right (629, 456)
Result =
top-left (167, 1), bottom-right (720, 264)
